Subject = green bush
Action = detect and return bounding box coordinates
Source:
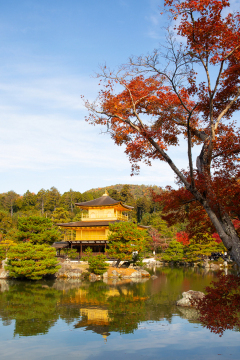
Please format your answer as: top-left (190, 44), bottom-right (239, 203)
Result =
top-left (186, 239), bottom-right (220, 263)
top-left (82, 247), bottom-right (109, 275)
top-left (63, 248), bottom-right (78, 259)
top-left (6, 243), bottom-right (61, 280)
top-left (161, 240), bottom-right (185, 262)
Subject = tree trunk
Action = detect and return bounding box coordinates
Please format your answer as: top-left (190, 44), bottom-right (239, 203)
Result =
top-left (115, 259), bottom-right (121, 268)
top-left (200, 201), bottom-right (240, 267)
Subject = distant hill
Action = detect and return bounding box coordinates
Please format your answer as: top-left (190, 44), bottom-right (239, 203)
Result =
top-left (86, 184), bottom-right (161, 199)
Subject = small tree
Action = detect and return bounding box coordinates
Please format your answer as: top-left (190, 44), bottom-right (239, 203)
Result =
top-left (6, 243), bottom-right (60, 280)
top-left (161, 240), bottom-right (184, 262)
top-left (148, 228), bottom-right (168, 253)
top-left (186, 237), bottom-right (221, 263)
top-left (82, 247), bottom-right (109, 275)
top-left (107, 222), bottom-right (148, 267)
top-left (63, 248), bottom-right (78, 259)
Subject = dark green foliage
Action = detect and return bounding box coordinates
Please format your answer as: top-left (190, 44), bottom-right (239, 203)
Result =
top-left (52, 207), bottom-right (71, 224)
top-left (63, 248), bottom-right (78, 259)
top-left (107, 222), bottom-right (148, 263)
top-left (141, 211), bottom-right (176, 239)
top-left (1, 191), bottom-right (19, 216)
top-left (60, 189), bottom-right (82, 213)
top-left (161, 240), bottom-right (185, 262)
top-left (6, 243), bottom-right (61, 280)
top-left (17, 216), bottom-right (61, 245)
top-left (44, 187), bottom-right (61, 212)
top-left (0, 210), bottom-right (13, 237)
top-left (22, 190), bottom-right (37, 210)
top-left (82, 247), bottom-right (109, 275)
top-left (185, 238), bottom-right (220, 263)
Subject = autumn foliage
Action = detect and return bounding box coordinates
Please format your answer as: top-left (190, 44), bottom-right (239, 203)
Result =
top-left (84, 0), bottom-right (240, 265)
top-left (176, 231), bottom-right (189, 246)
top-left (194, 273), bottom-right (240, 336)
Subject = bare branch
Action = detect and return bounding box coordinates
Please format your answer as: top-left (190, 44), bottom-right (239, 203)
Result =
top-left (215, 87), bottom-right (240, 131)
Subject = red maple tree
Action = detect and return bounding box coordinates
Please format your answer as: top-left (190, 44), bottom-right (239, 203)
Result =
top-left (148, 227), bottom-right (169, 252)
top-left (176, 231), bottom-right (189, 246)
top-left (83, 0), bottom-right (240, 265)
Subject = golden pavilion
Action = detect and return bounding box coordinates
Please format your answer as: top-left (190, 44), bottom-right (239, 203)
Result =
top-left (55, 191), bottom-right (134, 255)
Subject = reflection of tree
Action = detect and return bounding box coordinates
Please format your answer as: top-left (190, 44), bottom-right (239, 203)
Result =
top-left (195, 273), bottom-right (240, 336)
top-left (108, 294), bottom-right (148, 334)
top-left (0, 283), bottom-right (62, 336)
top-left (0, 268), bottom-right (230, 339)
top-left (85, 281), bottom-right (109, 304)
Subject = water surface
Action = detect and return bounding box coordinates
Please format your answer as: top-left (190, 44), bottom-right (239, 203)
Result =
top-left (0, 267), bottom-right (239, 360)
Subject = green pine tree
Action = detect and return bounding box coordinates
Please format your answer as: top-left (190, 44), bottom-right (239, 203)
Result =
top-left (6, 243), bottom-right (61, 280)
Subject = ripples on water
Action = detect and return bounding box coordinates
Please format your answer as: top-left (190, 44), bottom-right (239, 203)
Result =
top-left (0, 267), bottom-right (239, 360)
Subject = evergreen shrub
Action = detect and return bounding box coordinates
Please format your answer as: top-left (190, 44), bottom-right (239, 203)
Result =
top-left (6, 243), bottom-right (61, 280)
top-left (82, 247), bottom-right (109, 275)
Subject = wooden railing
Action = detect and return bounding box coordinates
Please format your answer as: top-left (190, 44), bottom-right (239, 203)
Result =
top-left (64, 234), bottom-right (107, 241)
top-left (77, 234), bottom-right (107, 241)
top-left (81, 214), bottom-right (128, 221)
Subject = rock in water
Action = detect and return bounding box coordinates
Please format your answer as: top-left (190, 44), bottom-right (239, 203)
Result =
top-left (176, 290), bottom-right (205, 307)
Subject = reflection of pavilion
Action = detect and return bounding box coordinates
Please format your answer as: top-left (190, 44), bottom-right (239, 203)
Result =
top-left (80, 308), bottom-right (111, 325)
top-left (75, 307), bottom-right (111, 342)
top-left (60, 285), bottom-right (149, 340)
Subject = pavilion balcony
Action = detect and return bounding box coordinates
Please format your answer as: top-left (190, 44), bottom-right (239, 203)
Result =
top-left (64, 234), bottom-right (108, 241)
top-left (81, 213), bottom-right (128, 221)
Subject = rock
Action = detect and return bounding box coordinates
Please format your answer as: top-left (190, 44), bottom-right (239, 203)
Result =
top-left (210, 263), bottom-right (220, 270)
top-left (89, 273), bottom-right (97, 281)
top-left (55, 266), bottom-right (82, 279)
top-left (0, 280), bottom-right (9, 292)
top-left (138, 269), bottom-right (150, 277)
top-left (111, 270), bottom-right (120, 277)
top-left (178, 307), bottom-right (199, 321)
top-left (131, 271), bottom-right (143, 278)
top-left (2, 258), bottom-right (8, 270)
top-left (103, 271), bottom-right (108, 278)
top-left (176, 290), bottom-right (205, 307)
top-left (203, 260), bottom-right (210, 268)
top-left (42, 285), bottom-right (49, 289)
top-left (130, 271), bottom-right (140, 278)
top-left (88, 273), bottom-right (101, 281)
top-left (151, 275), bottom-right (158, 279)
top-left (67, 269), bottom-right (82, 278)
top-left (0, 270), bottom-right (9, 279)
top-left (143, 258), bottom-right (156, 264)
top-left (224, 261), bottom-right (228, 267)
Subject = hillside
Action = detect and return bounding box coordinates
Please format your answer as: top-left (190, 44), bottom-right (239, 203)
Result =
top-left (86, 184), bottom-right (161, 200)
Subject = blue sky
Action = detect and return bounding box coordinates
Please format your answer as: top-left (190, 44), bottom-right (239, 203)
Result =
top-left (0, 0), bottom-right (239, 195)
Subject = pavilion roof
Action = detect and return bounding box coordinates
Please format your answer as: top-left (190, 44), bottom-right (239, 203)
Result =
top-left (57, 220), bottom-right (121, 228)
top-left (75, 193), bottom-right (133, 211)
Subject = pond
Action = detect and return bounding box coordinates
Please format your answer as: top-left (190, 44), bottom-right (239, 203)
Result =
top-left (0, 267), bottom-right (239, 360)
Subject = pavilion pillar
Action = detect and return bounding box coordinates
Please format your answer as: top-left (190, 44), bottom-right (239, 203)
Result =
top-left (80, 243), bottom-right (82, 256)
